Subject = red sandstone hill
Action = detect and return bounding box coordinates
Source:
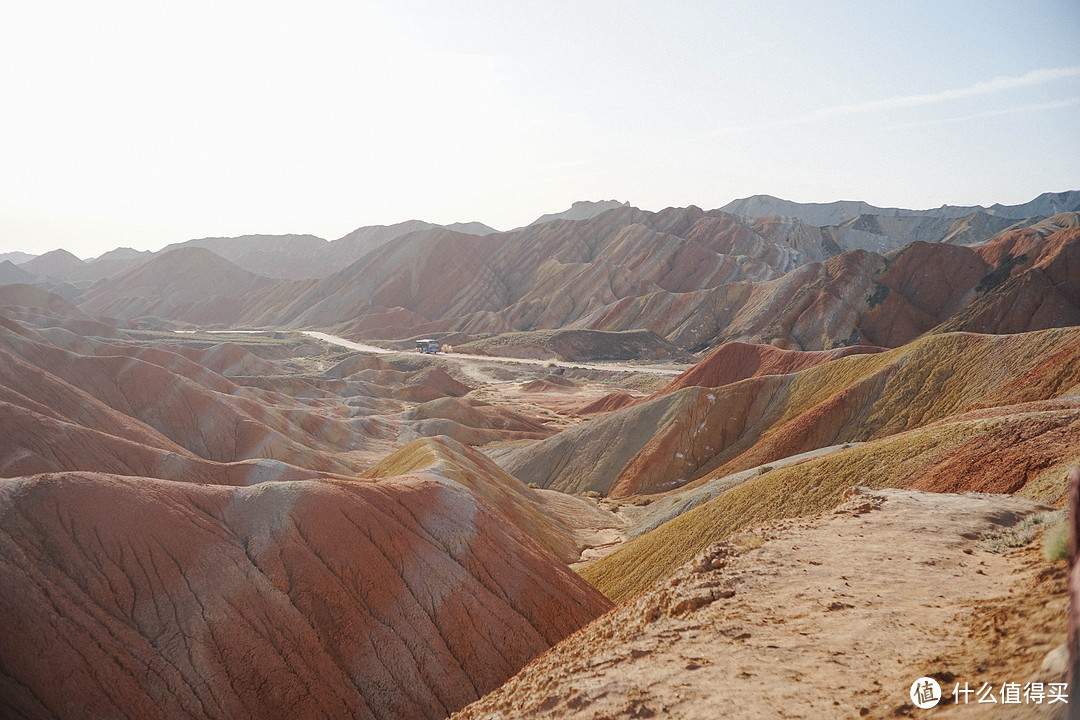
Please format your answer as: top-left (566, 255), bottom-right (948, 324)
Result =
top-left (0, 283), bottom-right (112, 333)
top-left (0, 309), bottom-right (613, 719)
top-left (0, 319), bottom-right (363, 473)
top-left (934, 224), bottom-right (1080, 336)
top-left (0, 468), bottom-right (610, 720)
top-left (578, 395), bottom-right (1080, 607)
top-left (226, 205), bottom-right (837, 345)
top-left (274, 211), bottom-right (1079, 352)
top-left (575, 340), bottom-right (885, 419)
top-left (0, 307), bottom-right (515, 483)
top-left (67, 206), bottom-right (1080, 355)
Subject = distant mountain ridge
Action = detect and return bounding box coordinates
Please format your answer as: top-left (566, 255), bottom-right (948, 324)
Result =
top-left (722, 190), bottom-right (1080, 226)
top-left (146, 221), bottom-right (499, 280)
top-left (69, 201), bottom-right (1077, 358)
top-left (445, 221), bottom-right (499, 236)
top-left (6, 192), bottom-right (1078, 352)
top-left (8, 192), bottom-right (1074, 285)
top-left (0, 261), bottom-right (35, 285)
top-left (18, 249), bottom-right (86, 281)
top-left (0, 251), bottom-right (35, 265)
top-left (529, 200), bottom-right (631, 226)
top-left (79, 246), bottom-right (277, 326)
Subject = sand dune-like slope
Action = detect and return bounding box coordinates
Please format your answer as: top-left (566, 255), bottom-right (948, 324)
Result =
top-left (399, 397), bottom-right (555, 445)
top-left (0, 470), bottom-right (611, 720)
top-left (487, 387), bottom-right (699, 496)
top-left (455, 488), bottom-right (1067, 719)
top-left (362, 436), bottom-right (594, 564)
top-left (0, 301), bottom-right (536, 484)
top-left (168, 341), bottom-right (283, 377)
top-left (0, 395), bottom-right (326, 486)
top-left (0, 283), bottom-right (121, 339)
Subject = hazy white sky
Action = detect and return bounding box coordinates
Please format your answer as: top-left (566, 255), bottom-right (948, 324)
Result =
top-left (2, 0), bottom-right (1078, 259)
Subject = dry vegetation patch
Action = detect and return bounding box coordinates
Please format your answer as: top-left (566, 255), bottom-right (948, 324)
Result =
top-left (580, 410), bottom-right (1076, 602)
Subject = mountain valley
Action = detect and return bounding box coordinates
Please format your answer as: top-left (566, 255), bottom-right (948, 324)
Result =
top-left (2, 193), bottom-right (1079, 719)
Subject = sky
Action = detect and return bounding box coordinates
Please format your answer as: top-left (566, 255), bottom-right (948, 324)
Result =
top-left (1, 1), bottom-right (1078, 259)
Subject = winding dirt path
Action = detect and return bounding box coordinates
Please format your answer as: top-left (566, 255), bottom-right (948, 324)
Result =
top-left (301, 331), bottom-right (686, 377)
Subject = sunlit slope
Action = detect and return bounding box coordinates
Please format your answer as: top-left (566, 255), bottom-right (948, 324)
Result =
top-left (362, 435), bottom-right (584, 563)
top-left (494, 328), bottom-right (1080, 498)
top-left (582, 398), bottom-right (1080, 602)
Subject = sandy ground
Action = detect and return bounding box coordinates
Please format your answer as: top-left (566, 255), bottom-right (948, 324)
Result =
top-left (451, 488), bottom-right (1070, 720)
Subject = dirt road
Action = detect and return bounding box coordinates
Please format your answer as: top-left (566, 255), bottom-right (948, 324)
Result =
top-left (301, 331), bottom-right (687, 377)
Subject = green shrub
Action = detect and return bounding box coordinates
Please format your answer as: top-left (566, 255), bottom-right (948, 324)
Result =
top-left (1042, 518), bottom-right (1069, 562)
top-left (978, 511), bottom-right (1065, 554)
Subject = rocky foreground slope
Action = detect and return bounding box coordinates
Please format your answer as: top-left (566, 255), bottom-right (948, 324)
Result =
top-left (453, 487), bottom-right (1069, 719)
top-left (0, 468), bottom-right (609, 720)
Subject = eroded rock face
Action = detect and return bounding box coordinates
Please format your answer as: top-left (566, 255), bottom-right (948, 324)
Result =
top-left (0, 471), bottom-right (611, 720)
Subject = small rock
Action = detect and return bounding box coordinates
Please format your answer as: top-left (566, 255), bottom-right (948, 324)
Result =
top-left (1040, 643), bottom-right (1069, 678)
